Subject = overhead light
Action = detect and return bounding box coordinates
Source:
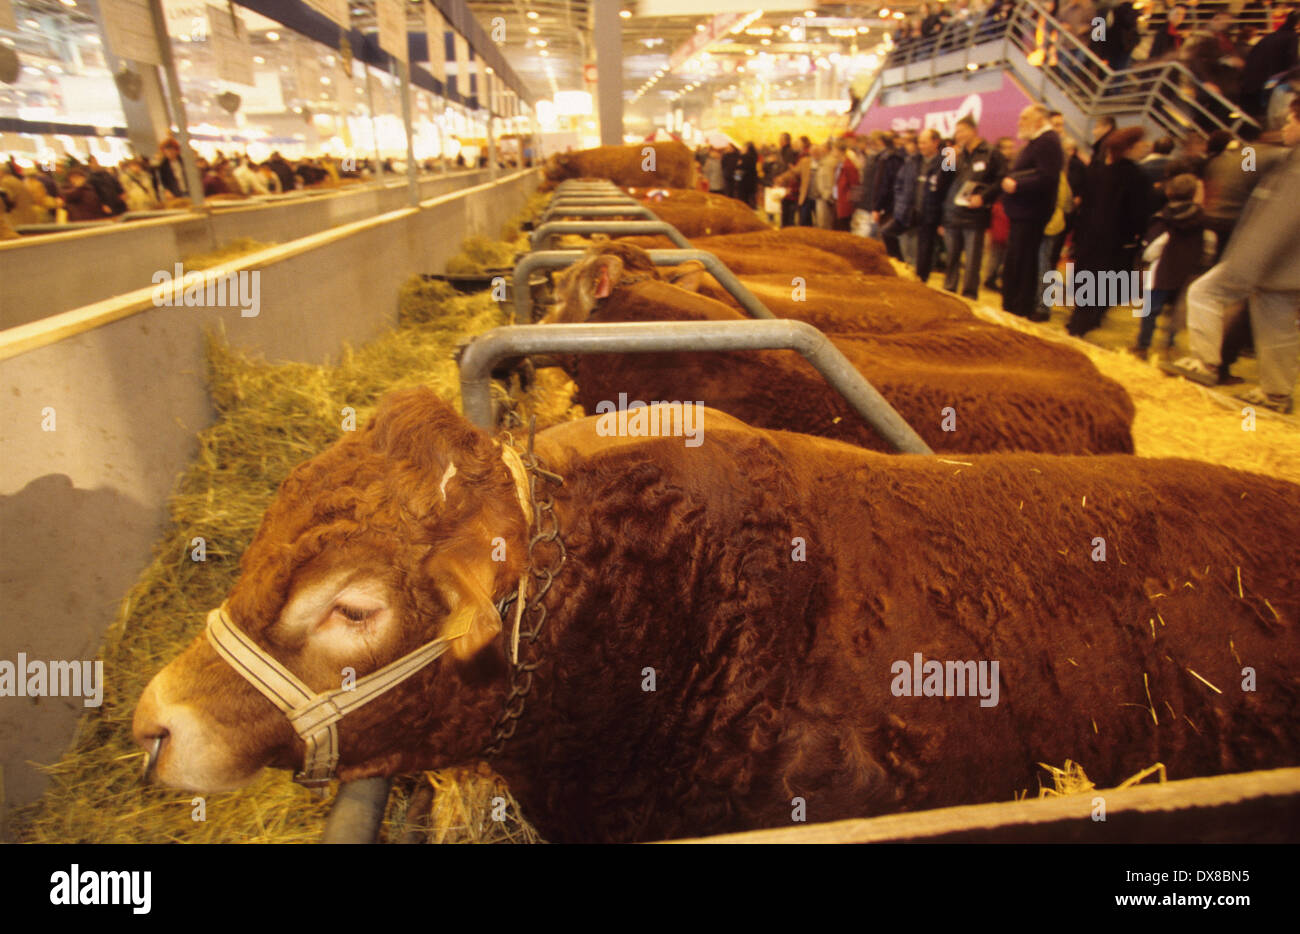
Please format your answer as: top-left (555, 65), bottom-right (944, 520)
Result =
top-left (761, 38), bottom-right (771, 45)
top-left (527, 10), bottom-right (539, 18)
top-left (696, 24), bottom-right (705, 31)
top-left (59, 0), bottom-right (77, 7)
top-left (620, 9), bottom-right (631, 17)
top-left (540, 49), bottom-right (548, 56)
top-left (528, 25), bottom-right (539, 34)
top-left (804, 9), bottom-right (815, 17)
top-left (880, 7), bottom-right (890, 15)
top-left (892, 11), bottom-right (904, 19)
top-left (253, 55), bottom-right (265, 64)
top-left (537, 39), bottom-right (547, 47)
top-left (266, 31), bottom-right (280, 40)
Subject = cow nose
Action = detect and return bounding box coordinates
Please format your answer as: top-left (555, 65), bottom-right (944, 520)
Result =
top-left (133, 679), bottom-right (171, 782)
top-left (139, 732), bottom-right (166, 783)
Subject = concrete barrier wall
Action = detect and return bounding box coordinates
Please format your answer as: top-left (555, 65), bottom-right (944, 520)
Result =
top-left (0, 169), bottom-right (494, 330)
top-left (0, 168), bottom-right (539, 828)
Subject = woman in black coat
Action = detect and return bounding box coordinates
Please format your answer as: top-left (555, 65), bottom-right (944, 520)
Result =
top-left (738, 143), bottom-right (760, 208)
top-left (1067, 126), bottom-right (1153, 337)
top-left (721, 145), bottom-right (740, 200)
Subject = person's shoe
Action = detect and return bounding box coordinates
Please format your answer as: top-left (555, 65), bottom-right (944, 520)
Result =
top-left (1029, 309), bottom-right (1051, 322)
top-left (983, 278), bottom-right (999, 290)
top-left (1235, 387), bottom-right (1295, 414)
top-left (961, 291), bottom-right (979, 300)
top-left (1158, 356), bottom-right (1219, 386)
top-left (1127, 345), bottom-right (1150, 361)
top-left (1217, 372), bottom-right (1246, 386)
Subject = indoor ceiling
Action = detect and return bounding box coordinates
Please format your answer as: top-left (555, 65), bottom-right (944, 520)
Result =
top-left (465, 2), bottom-right (931, 102)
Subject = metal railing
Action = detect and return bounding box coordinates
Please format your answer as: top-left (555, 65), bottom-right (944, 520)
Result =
top-left (869, 0), bottom-right (1259, 140)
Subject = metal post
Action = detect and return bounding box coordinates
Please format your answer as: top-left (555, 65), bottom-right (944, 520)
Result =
top-left (593, 0), bottom-right (623, 145)
top-left (367, 66), bottom-right (384, 183)
top-left (398, 58), bottom-right (419, 206)
top-left (321, 778), bottom-right (393, 844)
top-left (457, 320), bottom-right (934, 455)
top-left (147, 0), bottom-right (203, 207)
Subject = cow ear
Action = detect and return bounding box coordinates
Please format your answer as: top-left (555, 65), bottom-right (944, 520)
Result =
top-left (437, 556), bottom-right (501, 662)
top-left (591, 254), bottom-right (624, 299)
top-left (667, 260), bottom-right (707, 293)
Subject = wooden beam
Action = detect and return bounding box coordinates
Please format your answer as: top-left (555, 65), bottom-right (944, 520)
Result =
top-left (666, 768), bottom-right (1300, 844)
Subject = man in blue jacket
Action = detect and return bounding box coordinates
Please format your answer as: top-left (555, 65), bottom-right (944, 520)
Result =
top-left (999, 105), bottom-right (1064, 320)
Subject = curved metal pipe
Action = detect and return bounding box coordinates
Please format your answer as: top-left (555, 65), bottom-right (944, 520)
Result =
top-left (321, 777), bottom-right (393, 844)
top-left (458, 320), bottom-right (933, 454)
top-left (530, 219), bottom-right (692, 251)
top-left (511, 249), bottom-right (775, 323)
top-left (539, 204), bottom-right (657, 224)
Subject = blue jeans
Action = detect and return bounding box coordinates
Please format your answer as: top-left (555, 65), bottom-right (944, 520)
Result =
top-left (1136, 287), bottom-right (1174, 350)
top-left (942, 225), bottom-right (985, 297)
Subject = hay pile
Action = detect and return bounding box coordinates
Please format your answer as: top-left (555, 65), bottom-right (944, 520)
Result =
top-left (969, 300), bottom-right (1300, 485)
top-left (442, 193), bottom-right (548, 274)
top-left (11, 272), bottom-right (579, 844)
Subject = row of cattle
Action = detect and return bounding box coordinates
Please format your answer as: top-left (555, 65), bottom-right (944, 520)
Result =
top-left (131, 143), bottom-right (1300, 843)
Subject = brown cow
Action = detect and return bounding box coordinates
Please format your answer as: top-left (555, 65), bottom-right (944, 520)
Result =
top-left (629, 187), bottom-right (771, 236)
top-left (622, 227), bottom-right (897, 277)
top-left (545, 244), bottom-right (1135, 455)
top-left (542, 142), bottom-right (696, 190)
top-left (133, 388), bottom-right (1300, 842)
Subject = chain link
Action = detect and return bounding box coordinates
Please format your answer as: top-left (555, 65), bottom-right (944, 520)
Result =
top-left (482, 408), bottom-right (566, 759)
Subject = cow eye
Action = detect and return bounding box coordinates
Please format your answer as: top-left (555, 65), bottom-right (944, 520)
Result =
top-left (332, 603), bottom-right (377, 625)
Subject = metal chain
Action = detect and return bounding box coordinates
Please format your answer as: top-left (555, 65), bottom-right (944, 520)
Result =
top-left (483, 409), bottom-right (566, 759)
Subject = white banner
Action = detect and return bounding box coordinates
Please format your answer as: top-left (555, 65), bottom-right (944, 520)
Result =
top-left (453, 31), bottom-right (467, 98)
top-left (162, 0), bottom-right (207, 40)
top-left (376, 0), bottom-right (407, 63)
top-left (209, 6), bottom-right (253, 86)
top-left (100, 0), bottom-right (162, 66)
top-left (303, 0), bottom-right (349, 28)
top-left (424, 3), bottom-right (446, 84)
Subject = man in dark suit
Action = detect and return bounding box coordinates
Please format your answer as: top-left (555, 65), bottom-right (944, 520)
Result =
top-left (999, 105), bottom-right (1064, 321)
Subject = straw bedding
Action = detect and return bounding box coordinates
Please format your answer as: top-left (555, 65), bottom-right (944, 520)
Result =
top-left (10, 210), bottom-right (1297, 845)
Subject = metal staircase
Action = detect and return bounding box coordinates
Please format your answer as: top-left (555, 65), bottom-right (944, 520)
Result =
top-left (855, 1), bottom-right (1260, 143)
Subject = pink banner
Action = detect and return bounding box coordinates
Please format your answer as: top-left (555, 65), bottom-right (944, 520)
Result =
top-left (854, 73), bottom-right (1035, 143)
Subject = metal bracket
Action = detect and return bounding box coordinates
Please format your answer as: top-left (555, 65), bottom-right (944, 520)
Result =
top-left (511, 249), bottom-right (775, 323)
top-left (530, 219), bottom-right (692, 251)
top-left (458, 319), bottom-right (934, 454)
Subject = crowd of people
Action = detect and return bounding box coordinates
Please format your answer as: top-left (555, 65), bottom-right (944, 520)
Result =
top-left (0, 141), bottom-right (527, 237)
top-left (730, 90), bottom-right (1298, 412)
top-left (890, 0), bottom-right (1298, 133)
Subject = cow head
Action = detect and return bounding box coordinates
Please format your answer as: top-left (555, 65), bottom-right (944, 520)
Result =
top-left (133, 388), bottom-right (529, 792)
top-left (544, 243), bottom-right (707, 324)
